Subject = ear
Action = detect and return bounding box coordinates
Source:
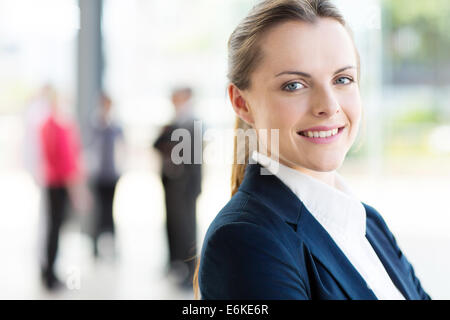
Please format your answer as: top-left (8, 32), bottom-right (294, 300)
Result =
top-left (228, 83), bottom-right (254, 125)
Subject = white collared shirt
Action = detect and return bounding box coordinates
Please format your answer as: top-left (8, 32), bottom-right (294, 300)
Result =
top-left (251, 151), bottom-right (405, 300)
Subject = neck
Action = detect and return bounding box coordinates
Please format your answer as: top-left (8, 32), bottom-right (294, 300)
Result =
top-left (297, 167), bottom-right (336, 188)
top-left (278, 158), bottom-right (337, 188)
top-left (255, 150), bottom-right (338, 189)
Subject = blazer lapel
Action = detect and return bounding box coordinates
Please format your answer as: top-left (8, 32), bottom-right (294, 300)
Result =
top-left (239, 164), bottom-right (377, 300)
top-left (297, 206), bottom-right (377, 300)
top-left (365, 222), bottom-right (413, 300)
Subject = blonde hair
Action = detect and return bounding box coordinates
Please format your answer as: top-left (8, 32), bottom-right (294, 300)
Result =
top-left (194, 0), bottom-right (359, 299)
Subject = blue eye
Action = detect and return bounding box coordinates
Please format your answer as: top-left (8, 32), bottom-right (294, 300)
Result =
top-left (283, 82), bottom-right (305, 92)
top-left (335, 76), bottom-right (353, 85)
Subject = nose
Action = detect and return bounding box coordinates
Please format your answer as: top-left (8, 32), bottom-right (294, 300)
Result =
top-left (310, 86), bottom-right (340, 117)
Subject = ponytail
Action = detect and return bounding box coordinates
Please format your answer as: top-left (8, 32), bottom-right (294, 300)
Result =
top-left (231, 116), bottom-right (253, 196)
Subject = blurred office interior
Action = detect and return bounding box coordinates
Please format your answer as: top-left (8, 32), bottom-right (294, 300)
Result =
top-left (0, 0), bottom-right (450, 299)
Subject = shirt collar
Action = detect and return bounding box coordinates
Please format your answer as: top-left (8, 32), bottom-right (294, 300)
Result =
top-left (251, 151), bottom-right (367, 241)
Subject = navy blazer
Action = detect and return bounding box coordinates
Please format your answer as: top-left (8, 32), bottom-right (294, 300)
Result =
top-left (198, 163), bottom-right (431, 300)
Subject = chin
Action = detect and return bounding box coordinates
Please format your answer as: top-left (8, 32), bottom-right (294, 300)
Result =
top-left (303, 156), bottom-right (344, 173)
top-left (281, 153), bottom-right (341, 173)
top-left (311, 163), bottom-right (341, 172)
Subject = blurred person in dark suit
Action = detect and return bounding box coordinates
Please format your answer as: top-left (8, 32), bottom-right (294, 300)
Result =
top-left (39, 90), bottom-right (88, 290)
top-left (87, 93), bottom-right (125, 260)
top-left (154, 87), bottom-right (202, 289)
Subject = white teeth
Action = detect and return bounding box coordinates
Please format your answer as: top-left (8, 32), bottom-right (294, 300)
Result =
top-left (302, 128), bottom-right (341, 138)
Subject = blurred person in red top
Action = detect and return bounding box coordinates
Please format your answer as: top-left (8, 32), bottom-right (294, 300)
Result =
top-left (39, 89), bottom-right (89, 290)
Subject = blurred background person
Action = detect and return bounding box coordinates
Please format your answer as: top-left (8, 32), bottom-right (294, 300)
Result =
top-left (22, 85), bottom-right (54, 275)
top-left (38, 88), bottom-right (87, 290)
top-left (86, 93), bottom-right (125, 260)
top-left (22, 84), bottom-right (53, 186)
top-left (153, 87), bottom-right (202, 290)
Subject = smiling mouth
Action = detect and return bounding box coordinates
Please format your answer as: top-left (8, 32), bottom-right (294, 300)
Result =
top-left (297, 126), bottom-right (345, 138)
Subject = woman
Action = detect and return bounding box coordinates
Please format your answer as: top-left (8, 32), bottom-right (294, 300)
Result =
top-left (39, 90), bottom-right (84, 290)
top-left (195, 0), bottom-right (431, 300)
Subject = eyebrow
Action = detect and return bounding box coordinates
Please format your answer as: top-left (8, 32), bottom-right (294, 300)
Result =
top-left (275, 66), bottom-right (356, 78)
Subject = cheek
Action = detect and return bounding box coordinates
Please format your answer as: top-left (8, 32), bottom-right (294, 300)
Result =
top-left (341, 92), bottom-right (362, 126)
top-left (255, 96), bottom-right (306, 131)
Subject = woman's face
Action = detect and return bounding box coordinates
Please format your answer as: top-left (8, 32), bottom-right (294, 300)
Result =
top-left (240, 18), bottom-right (361, 174)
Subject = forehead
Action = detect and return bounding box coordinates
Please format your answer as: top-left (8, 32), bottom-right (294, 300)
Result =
top-left (257, 18), bottom-right (357, 76)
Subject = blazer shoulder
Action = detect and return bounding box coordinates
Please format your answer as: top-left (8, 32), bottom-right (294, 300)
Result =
top-left (200, 190), bottom-right (305, 275)
top-left (204, 190), bottom-right (296, 243)
top-left (199, 193), bottom-right (309, 299)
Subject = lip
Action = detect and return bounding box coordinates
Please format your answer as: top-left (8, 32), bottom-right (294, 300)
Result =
top-left (297, 126), bottom-right (346, 145)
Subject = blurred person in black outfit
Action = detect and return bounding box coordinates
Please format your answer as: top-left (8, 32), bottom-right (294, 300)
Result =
top-left (154, 87), bottom-right (202, 289)
top-left (87, 93), bottom-right (125, 260)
